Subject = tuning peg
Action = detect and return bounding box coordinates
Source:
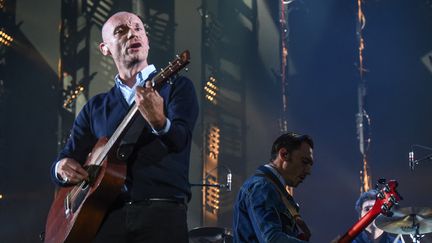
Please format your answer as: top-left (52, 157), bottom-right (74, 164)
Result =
top-left (381, 204), bottom-right (389, 213)
top-left (384, 185), bottom-right (390, 193)
top-left (377, 191), bottom-right (385, 199)
top-left (378, 178), bottom-right (386, 184)
top-left (389, 195), bottom-right (398, 205)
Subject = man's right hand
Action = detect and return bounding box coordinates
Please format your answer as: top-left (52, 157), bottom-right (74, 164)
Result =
top-left (57, 158), bottom-right (89, 184)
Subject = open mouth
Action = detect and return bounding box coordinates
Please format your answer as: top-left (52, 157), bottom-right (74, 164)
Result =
top-left (128, 43), bottom-right (142, 49)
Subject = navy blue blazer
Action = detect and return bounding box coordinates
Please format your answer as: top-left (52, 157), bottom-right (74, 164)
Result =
top-left (51, 75), bottom-right (199, 201)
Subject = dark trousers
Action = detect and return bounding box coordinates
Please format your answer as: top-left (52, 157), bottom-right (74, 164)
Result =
top-left (93, 200), bottom-right (189, 243)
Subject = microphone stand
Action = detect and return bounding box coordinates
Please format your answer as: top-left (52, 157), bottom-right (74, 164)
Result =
top-left (410, 144), bottom-right (432, 171)
top-left (190, 166), bottom-right (233, 242)
top-left (190, 165), bottom-right (232, 190)
top-left (190, 183), bottom-right (226, 188)
top-left (410, 153), bottom-right (432, 170)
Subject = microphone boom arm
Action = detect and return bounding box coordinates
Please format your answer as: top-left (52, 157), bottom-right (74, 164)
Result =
top-left (411, 153), bottom-right (432, 170)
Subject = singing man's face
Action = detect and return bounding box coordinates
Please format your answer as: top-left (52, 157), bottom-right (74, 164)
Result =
top-left (101, 12), bottom-right (149, 68)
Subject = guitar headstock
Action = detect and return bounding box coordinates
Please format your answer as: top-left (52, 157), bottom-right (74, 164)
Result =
top-left (337, 179), bottom-right (403, 243)
top-left (370, 179), bottom-right (402, 217)
top-left (151, 50), bottom-right (190, 89)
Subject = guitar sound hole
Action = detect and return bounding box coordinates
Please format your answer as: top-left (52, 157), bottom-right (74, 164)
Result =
top-left (71, 186), bottom-right (90, 213)
top-left (85, 164), bottom-right (101, 186)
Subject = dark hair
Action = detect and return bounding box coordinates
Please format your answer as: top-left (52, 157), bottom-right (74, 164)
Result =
top-left (355, 190), bottom-right (378, 215)
top-left (270, 132), bottom-right (314, 161)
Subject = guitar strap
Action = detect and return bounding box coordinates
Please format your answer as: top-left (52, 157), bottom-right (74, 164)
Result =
top-left (258, 172), bottom-right (311, 241)
top-left (116, 111), bottom-right (148, 161)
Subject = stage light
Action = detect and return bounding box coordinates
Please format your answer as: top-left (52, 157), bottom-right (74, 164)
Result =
top-left (208, 125), bottom-right (220, 160)
top-left (206, 176), bottom-right (220, 214)
top-left (0, 30), bottom-right (13, 46)
top-left (203, 125), bottom-right (221, 216)
top-left (63, 84), bottom-right (85, 108)
top-left (204, 76), bottom-right (218, 105)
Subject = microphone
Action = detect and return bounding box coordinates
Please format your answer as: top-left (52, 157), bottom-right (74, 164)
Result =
top-left (409, 151), bottom-right (415, 171)
top-left (227, 172), bottom-right (232, 192)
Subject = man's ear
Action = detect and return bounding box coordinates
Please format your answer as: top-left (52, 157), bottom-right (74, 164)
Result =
top-left (99, 43), bottom-right (111, 56)
top-left (279, 147), bottom-right (289, 161)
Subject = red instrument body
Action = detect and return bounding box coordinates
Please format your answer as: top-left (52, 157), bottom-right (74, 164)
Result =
top-left (338, 180), bottom-right (401, 243)
top-left (44, 51), bottom-right (191, 243)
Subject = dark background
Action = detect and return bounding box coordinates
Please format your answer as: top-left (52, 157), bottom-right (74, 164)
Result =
top-left (286, 0), bottom-right (432, 241)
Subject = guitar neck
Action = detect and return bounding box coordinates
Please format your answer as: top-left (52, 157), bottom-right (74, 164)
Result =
top-left (338, 211), bottom-right (377, 243)
top-left (92, 103), bottom-right (140, 166)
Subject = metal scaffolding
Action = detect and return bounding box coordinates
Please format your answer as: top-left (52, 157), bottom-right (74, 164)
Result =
top-left (57, 0), bottom-right (129, 149)
top-left (58, 0), bottom-right (94, 149)
top-left (138, 0), bottom-right (175, 67)
top-left (200, 0), bottom-right (256, 227)
top-left (0, 0), bottom-right (16, 180)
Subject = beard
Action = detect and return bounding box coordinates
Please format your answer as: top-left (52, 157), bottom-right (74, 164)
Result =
top-left (126, 56), bottom-right (141, 69)
top-left (124, 50), bottom-right (148, 69)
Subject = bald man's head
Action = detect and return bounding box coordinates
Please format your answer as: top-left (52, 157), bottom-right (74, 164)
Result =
top-left (99, 11), bottom-right (149, 74)
top-left (101, 12), bottom-right (143, 42)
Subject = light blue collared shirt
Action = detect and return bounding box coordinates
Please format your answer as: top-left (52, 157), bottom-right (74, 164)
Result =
top-left (114, 65), bottom-right (156, 105)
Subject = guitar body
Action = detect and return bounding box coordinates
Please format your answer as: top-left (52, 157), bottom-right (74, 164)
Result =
top-left (44, 137), bottom-right (127, 243)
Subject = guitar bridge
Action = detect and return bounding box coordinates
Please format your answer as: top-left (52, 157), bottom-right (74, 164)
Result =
top-left (64, 194), bottom-right (71, 217)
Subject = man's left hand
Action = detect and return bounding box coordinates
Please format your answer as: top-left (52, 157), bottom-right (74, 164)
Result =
top-left (135, 82), bottom-right (166, 130)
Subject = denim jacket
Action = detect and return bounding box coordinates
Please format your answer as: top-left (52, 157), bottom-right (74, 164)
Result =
top-left (233, 165), bottom-right (308, 243)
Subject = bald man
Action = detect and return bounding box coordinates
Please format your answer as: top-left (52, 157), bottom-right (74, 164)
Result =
top-left (50, 11), bottom-right (198, 242)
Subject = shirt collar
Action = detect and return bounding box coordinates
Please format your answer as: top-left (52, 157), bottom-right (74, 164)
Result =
top-left (114, 64), bottom-right (156, 88)
top-left (264, 164), bottom-right (287, 188)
